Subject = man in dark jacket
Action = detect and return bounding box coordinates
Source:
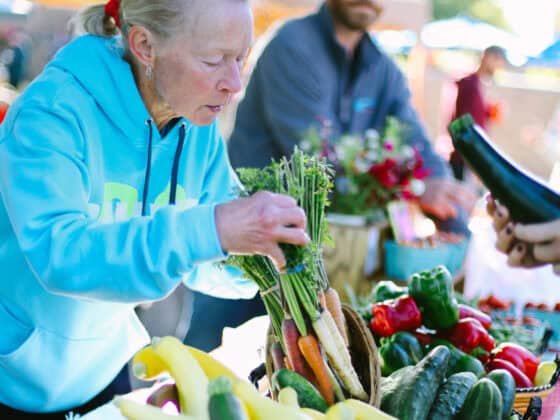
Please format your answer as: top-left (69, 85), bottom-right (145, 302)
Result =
top-left (229, 0), bottom-right (475, 226)
top-left (186, 0), bottom-right (477, 351)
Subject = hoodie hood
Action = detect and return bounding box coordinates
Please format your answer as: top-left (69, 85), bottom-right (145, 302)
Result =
top-left (49, 35), bottom-right (152, 144)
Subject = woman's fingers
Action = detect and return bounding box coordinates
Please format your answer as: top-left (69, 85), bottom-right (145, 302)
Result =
top-left (267, 192), bottom-right (298, 209)
top-left (492, 204), bottom-right (510, 231)
top-left (533, 238), bottom-right (560, 264)
top-left (274, 224), bottom-right (311, 246)
top-left (495, 223), bottom-right (515, 254)
top-left (274, 206), bottom-right (307, 230)
top-left (507, 243), bottom-right (546, 268)
top-left (507, 243), bottom-right (529, 267)
top-left (215, 190), bottom-right (313, 273)
top-left (514, 219), bottom-right (560, 244)
top-left (264, 243), bottom-right (287, 272)
top-left (486, 194), bottom-right (496, 217)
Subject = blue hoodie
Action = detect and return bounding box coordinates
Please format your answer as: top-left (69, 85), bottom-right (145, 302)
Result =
top-left (0, 35), bottom-right (255, 412)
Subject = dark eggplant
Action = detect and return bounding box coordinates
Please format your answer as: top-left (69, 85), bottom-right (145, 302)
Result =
top-left (448, 114), bottom-right (560, 224)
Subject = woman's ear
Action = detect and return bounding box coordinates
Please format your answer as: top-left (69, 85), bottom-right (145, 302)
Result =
top-left (127, 26), bottom-right (155, 67)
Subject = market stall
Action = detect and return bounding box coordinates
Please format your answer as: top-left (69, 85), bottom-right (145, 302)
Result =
top-left (79, 148), bottom-right (559, 420)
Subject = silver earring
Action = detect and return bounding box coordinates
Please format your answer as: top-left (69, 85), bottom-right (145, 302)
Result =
top-left (146, 65), bottom-right (152, 81)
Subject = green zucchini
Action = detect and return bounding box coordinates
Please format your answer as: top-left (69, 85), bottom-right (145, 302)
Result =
top-left (448, 114), bottom-right (560, 223)
top-left (271, 368), bottom-right (328, 412)
top-left (486, 369), bottom-right (516, 419)
top-left (208, 376), bottom-right (249, 420)
top-left (428, 371), bottom-right (477, 420)
top-left (457, 378), bottom-right (503, 420)
top-left (380, 345), bottom-right (450, 420)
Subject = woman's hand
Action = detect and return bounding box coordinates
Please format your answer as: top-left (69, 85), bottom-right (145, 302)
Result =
top-left (487, 195), bottom-right (560, 273)
top-left (215, 191), bottom-right (310, 271)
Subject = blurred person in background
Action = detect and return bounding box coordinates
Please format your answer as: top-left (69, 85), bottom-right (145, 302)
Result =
top-left (0, 27), bottom-right (31, 88)
top-left (450, 45), bottom-right (507, 183)
top-left (188, 0), bottom-right (477, 354)
top-left (0, 0), bottom-right (310, 416)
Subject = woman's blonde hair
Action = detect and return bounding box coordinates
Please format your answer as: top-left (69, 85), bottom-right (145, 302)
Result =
top-left (78, 1), bottom-right (188, 44)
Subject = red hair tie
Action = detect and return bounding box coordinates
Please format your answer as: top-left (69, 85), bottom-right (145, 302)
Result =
top-left (105, 0), bottom-right (120, 29)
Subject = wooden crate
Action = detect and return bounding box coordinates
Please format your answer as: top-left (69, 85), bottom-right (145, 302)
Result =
top-left (322, 215), bottom-right (389, 302)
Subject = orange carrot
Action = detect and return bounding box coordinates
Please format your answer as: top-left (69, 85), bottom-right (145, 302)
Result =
top-left (298, 334), bottom-right (335, 406)
top-left (325, 287), bottom-right (349, 347)
top-left (282, 317), bottom-right (315, 384)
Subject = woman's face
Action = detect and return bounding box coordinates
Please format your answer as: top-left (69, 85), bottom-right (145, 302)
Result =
top-left (154, 0), bottom-right (252, 126)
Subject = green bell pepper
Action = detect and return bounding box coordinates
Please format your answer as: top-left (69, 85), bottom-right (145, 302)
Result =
top-left (372, 280), bottom-right (408, 302)
top-left (409, 265), bottom-right (459, 330)
top-left (379, 331), bottom-right (424, 376)
top-left (427, 338), bottom-right (485, 378)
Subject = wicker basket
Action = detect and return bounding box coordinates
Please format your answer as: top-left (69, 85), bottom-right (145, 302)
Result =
top-left (265, 304), bottom-right (382, 407)
top-left (513, 354), bottom-right (560, 413)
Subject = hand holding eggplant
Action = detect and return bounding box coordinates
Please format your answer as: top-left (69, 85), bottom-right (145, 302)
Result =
top-left (487, 195), bottom-right (560, 273)
top-left (215, 191), bottom-right (310, 271)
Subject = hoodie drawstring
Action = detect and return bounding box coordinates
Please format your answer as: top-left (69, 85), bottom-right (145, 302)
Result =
top-left (141, 120), bottom-right (186, 216)
top-left (169, 123), bottom-right (186, 205)
top-left (141, 119), bottom-right (154, 216)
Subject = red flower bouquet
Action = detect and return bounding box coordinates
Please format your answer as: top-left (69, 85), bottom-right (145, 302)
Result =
top-left (301, 117), bottom-right (430, 220)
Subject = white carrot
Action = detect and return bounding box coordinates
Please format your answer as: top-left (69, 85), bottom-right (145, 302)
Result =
top-left (312, 310), bottom-right (367, 400)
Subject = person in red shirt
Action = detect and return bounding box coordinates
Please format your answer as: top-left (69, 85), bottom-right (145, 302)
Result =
top-left (450, 45), bottom-right (507, 181)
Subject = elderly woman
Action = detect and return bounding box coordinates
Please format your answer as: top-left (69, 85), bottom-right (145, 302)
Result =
top-left (0, 0), bottom-right (308, 416)
top-left (488, 196), bottom-right (560, 274)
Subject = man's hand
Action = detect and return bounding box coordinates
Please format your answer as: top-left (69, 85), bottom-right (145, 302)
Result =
top-left (419, 178), bottom-right (477, 220)
top-left (215, 191), bottom-right (310, 271)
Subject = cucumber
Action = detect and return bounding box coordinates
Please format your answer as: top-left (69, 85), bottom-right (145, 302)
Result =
top-left (428, 371), bottom-right (477, 420)
top-left (448, 114), bottom-right (560, 223)
top-left (271, 368), bottom-right (328, 412)
top-left (486, 369), bottom-right (516, 420)
top-left (380, 345), bottom-right (450, 420)
top-left (208, 376), bottom-right (249, 420)
top-left (457, 378), bottom-right (503, 420)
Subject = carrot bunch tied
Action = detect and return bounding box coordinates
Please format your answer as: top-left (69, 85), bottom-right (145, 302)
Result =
top-left (229, 148), bottom-right (366, 406)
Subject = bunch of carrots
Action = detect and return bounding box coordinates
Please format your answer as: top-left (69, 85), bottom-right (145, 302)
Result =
top-left (230, 148), bottom-right (368, 406)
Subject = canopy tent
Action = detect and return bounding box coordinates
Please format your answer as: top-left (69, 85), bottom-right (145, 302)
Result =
top-left (420, 15), bottom-right (529, 66)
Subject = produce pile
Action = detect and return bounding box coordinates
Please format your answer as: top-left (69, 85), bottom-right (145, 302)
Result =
top-left (114, 149), bottom-right (399, 419)
top-left (115, 335), bottom-right (390, 420)
top-left (228, 148), bottom-right (374, 411)
top-left (353, 266), bottom-right (559, 419)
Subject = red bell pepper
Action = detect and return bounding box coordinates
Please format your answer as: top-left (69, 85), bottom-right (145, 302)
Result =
top-left (492, 342), bottom-right (539, 382)
top-left (441, 317), bottom-right (495, 354)
top-left (458, 304), bottom-right (492, 330)
top-left (487, 358), bottom-right (533, 388)
top-left (413, 330), bottom-right (435, 346)
top-left (370, 295), bottom-right (422, 337)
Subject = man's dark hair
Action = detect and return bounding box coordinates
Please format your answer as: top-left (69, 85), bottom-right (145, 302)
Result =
top-left (484, 45), bottom-right (507, 60)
